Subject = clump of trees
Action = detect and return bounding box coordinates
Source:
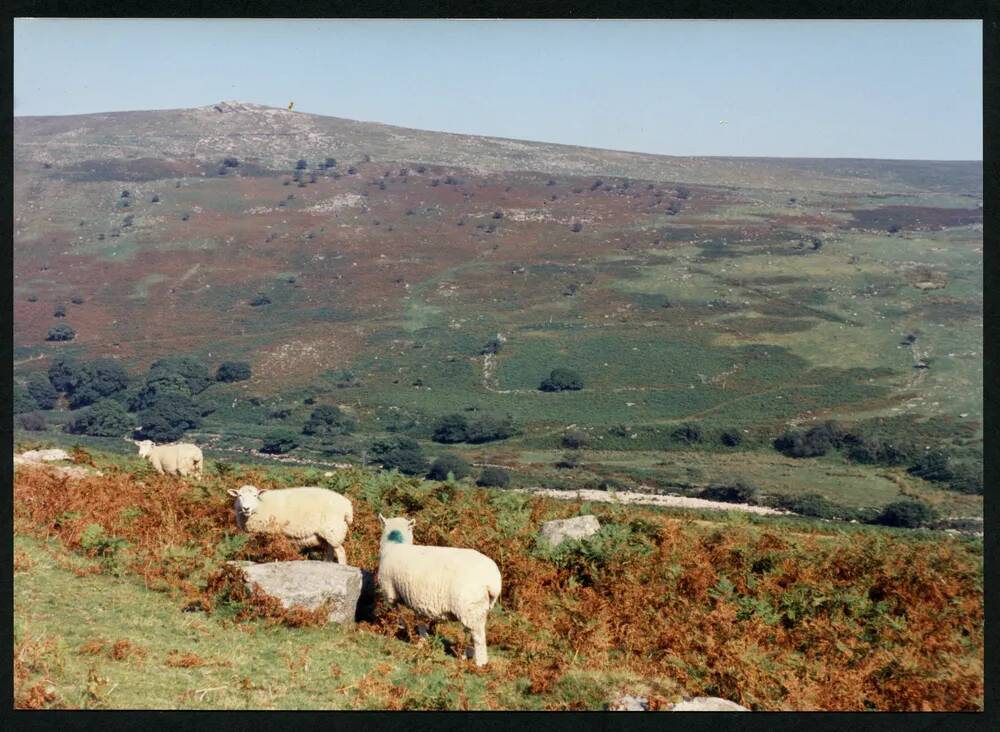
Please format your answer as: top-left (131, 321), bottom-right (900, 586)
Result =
top-left (431, 413), bottom-right (516, 444)
top-left (46, 324), bottom-right (76, 341)
top-left (427, 453), bottom-right (471, 481)
top-left (27, 372), bottom-right (59, 410)
top-left (369, 436), bottom-right (428, 476)
top-left (303, 404), bottom-right (356, 436)
top-left (66, 399), bottom-right (133, 437)
top-left (539, 368), bottom-right (583, 392)
top-left (216, 361), bottom-right (252, 383)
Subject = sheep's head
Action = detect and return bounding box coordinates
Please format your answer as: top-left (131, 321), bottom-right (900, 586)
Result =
top-left (135, 439), bottom-right (154, 457)
top-left (227, 484), bottom-right (268, 519)
top-left (379, 514), bottom-right (415, 546)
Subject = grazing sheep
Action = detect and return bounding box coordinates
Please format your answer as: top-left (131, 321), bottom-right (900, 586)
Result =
top-left (135, 439), bottom-right (203, 477)
top-left (377, 514), bottom-right (502, 666)
top-left (227, 485), bottom-right (353, 564)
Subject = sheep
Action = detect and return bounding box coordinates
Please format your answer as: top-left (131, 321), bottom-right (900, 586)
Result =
top-left (134, 439), bottom-right (203, 477)
top-left (377, 514), bottom-right (502, 666)
top-left (227, 485), bottom-right (353, 564)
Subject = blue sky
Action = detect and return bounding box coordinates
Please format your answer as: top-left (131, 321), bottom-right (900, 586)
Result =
top-left (14, 19), bottom-right (982, 160)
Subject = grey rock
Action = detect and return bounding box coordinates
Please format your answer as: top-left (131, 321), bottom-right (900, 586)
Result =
top-left (16, 448), bottom-right (72, 464)
top-left (607, 694), bottom-right (649, 711)
top-left (237, 560), bottom-right (376, 624)
top-left (539, 515), bottom-right (601, 547)
top-left (671, 696), bottom-right (749, 712)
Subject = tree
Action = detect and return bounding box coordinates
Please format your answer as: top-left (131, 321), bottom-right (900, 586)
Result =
top-left (555, 452), bottom-right (580, 469)
top-left (480, 336), bottom-right (504, 355)
top-left (671, 423), bottom-right (703, 444)
top-left (875, 500), bottom-right (934, 528)
top-left (476, 467), bottom-right (510, 488)
top-left (492, 210), bottom-right (503, 220)
top-left (570, 221), bottom-right (583, 233)
top-left (324, 157), bottom-right (337, 169)
top-left (466, 415), bottom-right (516, 444)
top-left (539, 368), bottom-right (583, 392)
top-left (250, 294), bottom-right (271, 307)
top-left (26, 372), bottom-right (59, 410)
top-left (71, 295), bottom-right (84, 305)
top-left (302, 404), bottom-right (356, 436)
top-left (151, 194), bottom-right (160, 203)
top-left (66, 399), bottom-right (133, 437)
top-left (18, 412), bottom-right (48, 431)
top-left (53, 304), bottom-right (66, 318)
top-left (49, 357), bottom-right (87, 393)
top-left (121, 190), bottom-right (130, 199)
top-left (427, 454), bottom-right (471, 481)
top-left (46, 324), bottom-right (76, 341)
top-left (261, 430), bottom-right (299, 454)
top-left (432, 414), bottom-right (469, 444)
top-left (145, 355), bottom-right (213, 397)
top-left (296, 159), bottom-right (308, 170)
top-left (216, 361), bottom-right (252, 383)
top-left (136, 392), bottom-right (202, 442)
top-left (223, 157), bottom-right (240, 168)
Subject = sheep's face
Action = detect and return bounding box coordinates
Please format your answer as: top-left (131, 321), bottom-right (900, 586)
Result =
top-left (227, 484), bottom-right (266, 519)
top-left (379, 514), bottom-right (415, 545)
top-left (136, 440), bottom-right (154, 457)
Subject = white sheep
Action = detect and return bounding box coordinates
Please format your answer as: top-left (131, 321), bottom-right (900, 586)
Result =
top-left (227, 485), bottom-right (354, 564)
top-left (135, 439), bottom-right (203, 477)
top-left (377, 514), bottom-right (502, 666)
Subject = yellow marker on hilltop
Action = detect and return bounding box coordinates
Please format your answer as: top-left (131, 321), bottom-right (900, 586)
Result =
top-left (287, 101), bottom-right (295, 111)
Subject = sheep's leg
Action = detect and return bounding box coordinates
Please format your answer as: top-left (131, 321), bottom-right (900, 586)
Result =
top-left (470, 622), bottom-right (488, 666)
top-left (323, 544), bottom-right (337, 562)
top-left (334, 545), bottom-right (347, 564)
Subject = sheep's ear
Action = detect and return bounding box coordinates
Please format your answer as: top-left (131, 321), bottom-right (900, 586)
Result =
top-left (257, 489), bottom-right (269, 497)
top-left (226, 488), bottom-right (239, 497)
top-left (407, 518), bottom-right (416, 529)
top-left (378, 514), bottom-right (387, 526)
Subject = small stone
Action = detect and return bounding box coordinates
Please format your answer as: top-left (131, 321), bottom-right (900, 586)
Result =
top-left (607, 694), bottom-right (649, 711)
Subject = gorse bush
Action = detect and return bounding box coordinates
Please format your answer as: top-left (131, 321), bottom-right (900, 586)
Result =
top-left (875, 500), bottom-right (935, 529)
top-left (216, 361), bottom-right (251, 383)
top-left (539, 369), bottom-right (583, 392)
top-left (698, 481), bottom-right (758, 504)
top-left (303, 404), bottom-right (357, 436)
top-left (671, 423), bottom-right (703, 445)
top-left (431, 413), bottom-right (516, 444)
top-left (260, 431), bottom-right (299, 455)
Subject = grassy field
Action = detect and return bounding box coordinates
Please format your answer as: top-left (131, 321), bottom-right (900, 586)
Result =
top-left (13, 448), bottom-right (983, 711)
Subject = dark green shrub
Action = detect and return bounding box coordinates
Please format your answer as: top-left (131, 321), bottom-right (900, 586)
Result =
top-left (27, 373), bottom-right (59, 410)
top-left (556, 452), bottom-right (581, 469)
top-left (427, 454), bottom-right (472, 481)
top-left (46, 324), bottom-right (76, 341)
top-left (370, 436), bottom-right (428, 476)
top-left (477, 467), bottom-right (511, 488)
top-left (875, 500), bottom-right (935, 528)
top-left (720, 430), bottom-right (743, 447)
top-left (480, 336), bottom-right (503, 355)
top-left (907, 450), bottom-right (954, 483)
top-left (562, 430), bottom-right (588, 449)
top-left (698, 481), bottom-right (758, 504)
top-left (432, 414), bottom-right (468, 444)
top-left (466, 415), bottom-right (516, 444)
top-left (250, 294), bottom-right (271, 307)
top-left (53, 304), bottom-right (66, 318)
top-left (48, 357), bottom-right (87, 393)
top-left (14, 385), bottom-right (39, 415)
top-left (67, 399), bottom-right (134, 437)
top-left (260, 430), bottom-right (299, 455)
top-left (71, 295), bottom-right (84, 305)
top-left (773, 493), bottom-right (838, 519)
top-left (146, 355), bottom-right (213, 396)
top-left (540, 368), bottom-right (583, 392)
top-left (18, 412), bottom-right (48, 431)
top-left (671, 423), bottom-right (703, 444)
top-left (216, 361), bottom-right (252, 383)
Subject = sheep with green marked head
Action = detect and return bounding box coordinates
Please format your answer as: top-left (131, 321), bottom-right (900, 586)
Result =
top-left (377, 514), bottom-right (502, 666)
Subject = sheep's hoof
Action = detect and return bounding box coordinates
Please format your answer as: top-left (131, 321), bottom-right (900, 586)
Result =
top-left (464, 645), bottom-right (475, 660)
top-left (416, 624), bottom-right (430, 639)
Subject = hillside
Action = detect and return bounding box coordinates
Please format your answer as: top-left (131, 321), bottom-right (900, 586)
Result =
top-left (12, 449), bottom-right (985, 711)
top-left (13, 101), bottom-right (983, 520)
